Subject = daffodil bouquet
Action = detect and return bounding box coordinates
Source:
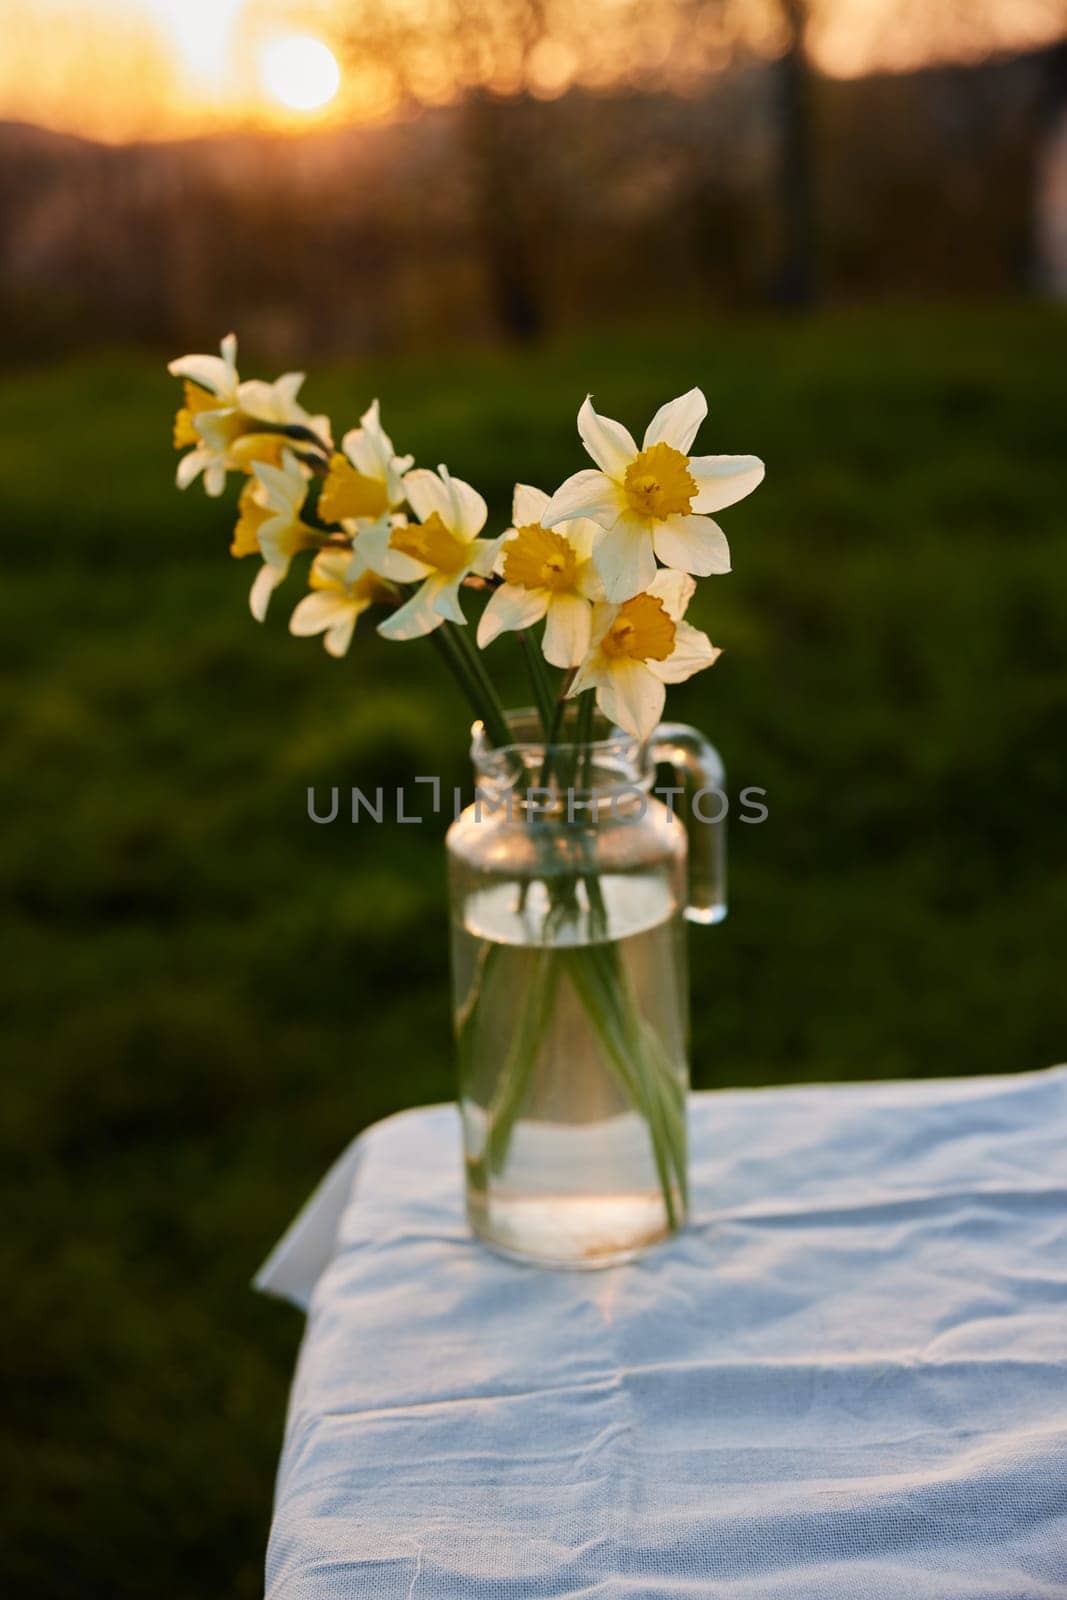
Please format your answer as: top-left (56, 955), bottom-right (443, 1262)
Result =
top-left (169, 336), bottom-right (764, 1265)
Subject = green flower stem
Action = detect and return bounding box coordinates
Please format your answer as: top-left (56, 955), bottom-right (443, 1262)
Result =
top-left (430, 626), bottom-right (499, 739)
top-left (590, 949), bottom-right (686, 1208)
top-left (537, 669), bottom-right (577, 790)
top-left (562, 946), bottom-right (682, 1231)
top-left (636, 1015), bottom-right (689, 1208)
top-left (447, 620), bottom-right (518, 752)
top-left (436, 623), bottom-right (513, 748)
top-left (592, 933), bottom-right (689, 1207)
top-left (517, 631), bottom-right (558, 742)
top-left (484, 951), bottom-right (560, 1174)
top-left (457, 915), bottom-right (686, 1231)
top-left (573, 689), bottom-right (597, 790)
top-left (455, 936), bottom-right (498, 1045)
top-left (567, 935), bottom-right (687, 1215)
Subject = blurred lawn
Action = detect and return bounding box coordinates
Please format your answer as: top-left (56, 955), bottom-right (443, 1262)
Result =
top-left (2, 305), bottom-right (1065, 1597)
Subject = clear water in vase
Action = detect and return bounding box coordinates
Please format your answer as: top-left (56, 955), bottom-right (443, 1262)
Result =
top-left (452, 873), bottom-right (689, 1267)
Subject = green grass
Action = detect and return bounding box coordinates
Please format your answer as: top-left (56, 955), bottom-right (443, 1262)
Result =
top-left (2, 303), bottom-right (1065, 1596)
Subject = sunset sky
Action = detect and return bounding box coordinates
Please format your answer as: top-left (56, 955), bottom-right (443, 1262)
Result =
top-left (3, 0), bottom-right (1065, 143)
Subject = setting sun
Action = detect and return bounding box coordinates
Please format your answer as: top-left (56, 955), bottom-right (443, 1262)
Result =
top-left (260, 34), bottom-right (341, 114)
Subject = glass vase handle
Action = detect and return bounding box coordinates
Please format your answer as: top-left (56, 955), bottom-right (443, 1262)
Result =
top-left (650, 722), bottom-right (727, 926)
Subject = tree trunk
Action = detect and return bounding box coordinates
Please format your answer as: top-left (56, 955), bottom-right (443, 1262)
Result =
top-left (775, 0), bottom-right (817, 307)
top-left (462, 90), bottom-right (545, 343)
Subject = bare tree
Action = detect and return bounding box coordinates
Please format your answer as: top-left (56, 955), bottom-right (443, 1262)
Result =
top-left (773, 0), bottom-right (817, 304)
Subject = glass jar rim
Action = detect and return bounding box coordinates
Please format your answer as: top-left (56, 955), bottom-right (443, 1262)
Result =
top-left (470, 707), bottom-right (651, 805)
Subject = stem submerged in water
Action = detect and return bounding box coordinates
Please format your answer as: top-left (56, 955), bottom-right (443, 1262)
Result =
top-left (461, 927), bottom-right (687, 1233)
top-left (451, 684), bottom-right (687, 1238)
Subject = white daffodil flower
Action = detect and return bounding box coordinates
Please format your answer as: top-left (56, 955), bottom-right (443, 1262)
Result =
top-left (476, 484), bottom-right (603, 667)
top-left (568, 569), bottom-right (721, 741)
top-left (318, 400), bottom-right (413, 530)
top-left (169, 332), bottom-right (332, 497)
top-left (289, 550), bottom-right (395, 658)
top-left (195, 372), bottom-right (332, 484)
top-left (231, 373), bottom-right (332, 456)
top-left (228, 448), bottom-right (315, 622)
top-left (242, 449), bottom-right (317, 622)
top-left (169, 332), bottom-right (241, 412)
top-left (374, 466), bottom-right (499, 642)
top-left (169, 333), bottom-right (242, 495)
top-left (231, 475), bottom-right (277, 618)
top-left (541, 389), bottom-right (764, 603)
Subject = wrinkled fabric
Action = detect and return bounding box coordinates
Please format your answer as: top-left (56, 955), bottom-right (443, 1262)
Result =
top-left (257, 1067), bottom-right (1067, 1600)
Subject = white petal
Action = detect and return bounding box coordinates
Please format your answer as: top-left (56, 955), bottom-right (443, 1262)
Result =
top-left (432, 576), bottom-right (469, 626)
top-left (323, 614), bottom-right (358, 657)
top-left (444, 472), bottom-right (487, 539)
top-left (491, 531), bottom-right (515, 578)
top-left (273, 371), bottom-right (307, 410)
top-left (653, 514), bottom-right (731, 577)
top-left (586, 600), bottom-right (615, 642)
top-left (574, 558), bottom-right (605, 601)
top-left (203, 459), bottom-right (228, 497)
top-left (257, 513), bottom-right (306, 572)
top-left (642, 388), bottom-right (707, 454)
top-left (309, 413), bottom-right (334, 452)
top-left (543, 593), bottom-right (592, 668)
top-left (341, 425), bottom-right (369, 475)
top-left (377, 579), bottom-right (447, 641)
top-left (235, 379), bottom-right (279, 422)
top-left (356, 519), bottom-right (428, 583)
top-left (469, 537), bottom-right (502, 578)
top-left (402, 468), bottom-right (452, 528)
top-left (191, 407), bottom-right (237, 451)
top-left (578, 396), bottom-right (637, 476)
top-left (256, 521), bottom-right (290, 572)
top-left (541, 470), bottom-right (623, 530)
top-left (290, 591), bottom-right (355, 638)
top-left (168, 353), bottom-right (235, 398)
top-left (646, 568), bottom-right (696, 621)
top-left (688, 454), bottom-right (765, 513)
top-left (649, 621), bottom-right (722, 684)
top-left (568, 652), bottom-right (605, 699)
top-left (253, 455), bottom-right (305, 514)
top-left (564, 518), bottom-right (602, 563)
top-left (175, 449), bottom-right (208, 490)
top-left (249, 563), bottom-right (285, 622)
top-left (512, 483), bottom-right (550, 527)
top-left (593, 516), bottom-right (657, 603)
top-left (345, 406), bottom-right (391, 483)
top-left (476, 583), bottom-right (548, 648)
top-left (597, 660), bottom-right (665, 741)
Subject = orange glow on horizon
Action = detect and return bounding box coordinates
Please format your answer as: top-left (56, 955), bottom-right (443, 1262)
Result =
top-left (1, 0), bottom-right (1064, 145)
top-left (0, 0), bottom-right (359, 141)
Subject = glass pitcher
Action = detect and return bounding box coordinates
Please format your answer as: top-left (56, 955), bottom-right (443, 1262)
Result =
top-left (446, 709), bottom-right (725, 1268)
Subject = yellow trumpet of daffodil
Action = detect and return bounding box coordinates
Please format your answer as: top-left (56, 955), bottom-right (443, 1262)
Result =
top-left (476, 484), bottom-right (603, 668)
top-left (368, 466), bottom-right (499, 641)
top-left (541, 389), bottom-right (764, 603)
top-left (318, 400), bottom-right (413, 529)
top-left (568, 569), bottom-right (721, 740)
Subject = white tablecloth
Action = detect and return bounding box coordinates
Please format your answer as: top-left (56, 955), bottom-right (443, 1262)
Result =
top-left (257, 1067), bottom-right (1067, 1599)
